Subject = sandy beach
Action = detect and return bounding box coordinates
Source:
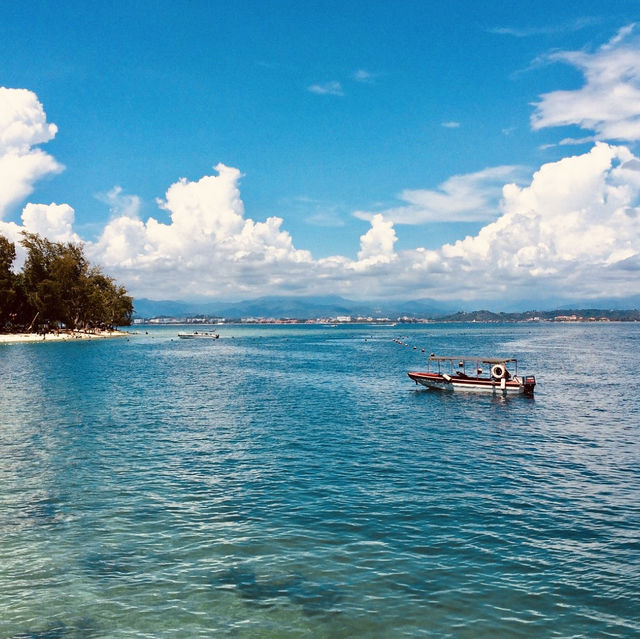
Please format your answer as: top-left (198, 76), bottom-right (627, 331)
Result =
top-left (0, 329), bottom-right (129, 344)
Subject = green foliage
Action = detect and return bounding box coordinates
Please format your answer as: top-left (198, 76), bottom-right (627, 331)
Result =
top-left (0, 235), bottom-right (17, 327)
top-left (0, 232), bottom-right (132, 332)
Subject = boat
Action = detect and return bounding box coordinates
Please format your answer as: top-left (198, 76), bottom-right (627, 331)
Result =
top-left (177, 331), bottom-right (219, 339)
top-left (408, 355), bottom-right (535, 395)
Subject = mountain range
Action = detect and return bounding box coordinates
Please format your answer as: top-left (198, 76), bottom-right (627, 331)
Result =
top-left (132, 295), bottom-right (640, 320)
top-left (132, 295), bottom-right (457, 319)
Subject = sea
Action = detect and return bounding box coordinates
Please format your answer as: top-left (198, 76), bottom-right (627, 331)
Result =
top-left (1, 322), bottom-right (639, 638)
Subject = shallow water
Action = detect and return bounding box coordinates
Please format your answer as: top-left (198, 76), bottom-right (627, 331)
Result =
top-left (1, 323), bottom-right (639, 638)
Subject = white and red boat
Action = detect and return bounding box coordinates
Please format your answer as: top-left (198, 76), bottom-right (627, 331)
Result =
top-left (177, 331), bottom-right (219, 339)
top-left (408, 355), bottom-right (535, 395)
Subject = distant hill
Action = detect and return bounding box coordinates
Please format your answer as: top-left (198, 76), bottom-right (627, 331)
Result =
top-left (133, 295), bottom-right (354, 319)
top-left (131, 299), bottom-right (193, 318)
top-left (132, 295), bottom-right (640, 321)
top-left (132, 295), bottom-right (457, 319)
top-left (463, 295), bottom-right (640, 313)
top-left (216, 295), bottom-right (357, 319)
top-left (440, 309), bottom-right (640, 322)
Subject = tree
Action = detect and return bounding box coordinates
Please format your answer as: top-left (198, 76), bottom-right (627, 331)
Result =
top-left (84, 267), bottom-right (133, 328)
top-left (0, 236), bottom-right (17, 328)
top-left (0, 231), bottom-right (133, 332)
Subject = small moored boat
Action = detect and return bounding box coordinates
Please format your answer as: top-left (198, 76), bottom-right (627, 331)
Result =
top-left (177, 331), bottom-right (220, 339)
top-left (408, 355), bottom-right (535, 395)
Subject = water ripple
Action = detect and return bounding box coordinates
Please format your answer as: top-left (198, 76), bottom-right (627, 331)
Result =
top-left (1, 324), bottom-right (639, 637)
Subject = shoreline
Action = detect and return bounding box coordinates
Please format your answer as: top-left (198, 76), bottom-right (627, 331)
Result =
top-left (0, 329), bottom-right (130, 345)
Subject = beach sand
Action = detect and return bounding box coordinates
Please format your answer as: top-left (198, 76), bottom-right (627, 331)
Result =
top-left (0, 329), bottom-right (129, 344)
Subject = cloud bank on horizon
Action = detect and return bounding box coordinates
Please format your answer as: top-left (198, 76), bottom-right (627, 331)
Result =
top-left (2, 25), bottom-right (640, 304)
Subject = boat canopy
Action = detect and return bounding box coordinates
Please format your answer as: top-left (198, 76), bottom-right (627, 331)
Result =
top-left (428, 355), bottom-right (517, 364)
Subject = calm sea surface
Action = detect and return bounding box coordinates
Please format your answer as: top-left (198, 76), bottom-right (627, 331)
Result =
top-left (1, 323), bottom-right (639, 638)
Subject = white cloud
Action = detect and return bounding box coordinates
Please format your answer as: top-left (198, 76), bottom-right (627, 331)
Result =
top-left (556, 136), bottom-right (597, 148)
top-left (91, 143), bottom-right (640, 303)
top-left (354, 165), bottom-right (524, 224)
top-left (532, 24), bottom-right (640, 141)
top-left (307, 81), bottom-right (344, 96)
top-left (353, 69), bottom-right (375, 83)
top-left (0, 151), bottom-right (63, 218)
top-left (0, 87), bottom-right (58, 153)
top-left (3, 88), bottom-right (640, 305)
top-left (3, 138), bottom-right (640, 303)
top-left (89, 165), bottom-right (315, 299)
top-left (441, 121), bottom-right (461, 128)
top-left (401, 142), bottom-right (640, 301)
top-left (0, 202), bottom-right (82, 267)
top-left (355, 213), bottom-right (397, 268)
top-left (20, 203), bottom-right (81, 243)
top-left (0, 87), bottom-right (63, 217)
top-left (97, 186), bottom-right (142, 219)
top-left (490, 17), bottom-right (599, 38)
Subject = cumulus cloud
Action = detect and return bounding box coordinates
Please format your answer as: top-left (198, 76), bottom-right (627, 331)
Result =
top-left (532, 23), bottom-right (640, 141)
top-left (354, 165), bottom-right (524, 224)
top-left (0, 87), bottom-right (63, 217)
top-left (20, 203), bottom-right (81, 242)
top-left (0, 202), bottom-right (82, 267)
top-left (92, 143), bottom-right (640, 303)
top-left (3, 87), bottom-right (640, 305)
top-left (89, 165), bottom-right (315, 299)
top-left (393, 142), bottom-right (640, 301)
top-left (355, 213), bottom-right (397, 268)
top-left (0, 88), bottom-right (76, 265)
top-left (4, 137), bottom-right (640, 303)
top-left (0, 87), bottom-right (58, 153)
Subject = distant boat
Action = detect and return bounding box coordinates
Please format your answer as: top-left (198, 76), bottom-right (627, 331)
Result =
top-left (177, 331), bottom-right (219, 339)
top-left (408, 355), bottom-right (535, 395)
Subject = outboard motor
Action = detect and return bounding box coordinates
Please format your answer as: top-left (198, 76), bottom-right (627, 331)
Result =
top-left (523, 375), bottom-right (536, 396)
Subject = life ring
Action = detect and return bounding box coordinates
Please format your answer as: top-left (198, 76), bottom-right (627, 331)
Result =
top-left (491, 364), bottom-right (506, 379)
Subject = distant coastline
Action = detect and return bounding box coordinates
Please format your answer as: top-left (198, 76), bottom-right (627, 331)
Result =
top-left (131, 295), bottom-right (640, 324)
top-left (131, 308), bottom-right (640, 325)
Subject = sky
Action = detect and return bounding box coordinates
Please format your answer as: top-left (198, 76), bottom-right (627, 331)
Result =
top-left (2, 0), bottom-right (640, 307)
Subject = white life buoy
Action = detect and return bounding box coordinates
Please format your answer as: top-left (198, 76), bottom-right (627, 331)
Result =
top-left (491, 364), bottom-right (505, 379)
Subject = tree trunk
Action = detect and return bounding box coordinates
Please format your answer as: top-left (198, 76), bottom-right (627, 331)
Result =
top-left (27, 311), bottom-right (40, 333)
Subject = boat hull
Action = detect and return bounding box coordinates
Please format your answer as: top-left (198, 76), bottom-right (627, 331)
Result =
top-left (408, 371), bottom-right (533, 395)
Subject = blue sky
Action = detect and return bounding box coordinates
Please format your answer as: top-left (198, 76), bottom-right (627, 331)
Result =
top-left (2, 1), bottom-right (640, 305)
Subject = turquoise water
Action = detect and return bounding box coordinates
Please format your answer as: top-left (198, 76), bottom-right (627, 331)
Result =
top-left (1, 323), bottom-right (639, 638)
